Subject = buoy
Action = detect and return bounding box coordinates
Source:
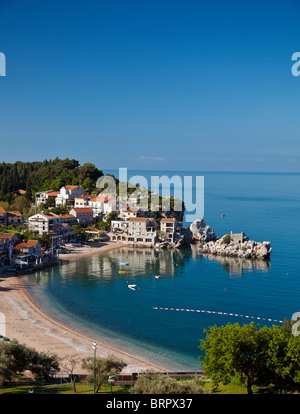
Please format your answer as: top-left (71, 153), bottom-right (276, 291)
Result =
top-left (152, 307), bottom-right (283, 324)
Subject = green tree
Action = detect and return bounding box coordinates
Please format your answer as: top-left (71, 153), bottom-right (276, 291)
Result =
top-left (82, 177), bottom-right (94, 194)
top-left (199, 321), bottom-right (300, 394)
top-left (0, 201), bottom-right (10, 211)
top-left (39, 233), bottom-right (52, 248)
top-left (45, 197), bottom-right (55, 208)
top-left (78, 162), bottom-right (102, 187)
top-left (81, 355), bottom-right (127, 393)
top-left (11, 196), bottom-right (31, 215)
top-left (0, 339), bottom-right (59, 383)
top-left (130, 371), bottom-right (205, 394)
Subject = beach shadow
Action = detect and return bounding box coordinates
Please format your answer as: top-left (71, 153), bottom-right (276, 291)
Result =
top-left (87, 242), bottom-right (109, 249)
top-left (0, 286), bottom-right (13, 292)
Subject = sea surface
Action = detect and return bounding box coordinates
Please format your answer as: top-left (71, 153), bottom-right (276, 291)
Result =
top-left (23, 171), bottom-right (300, 371)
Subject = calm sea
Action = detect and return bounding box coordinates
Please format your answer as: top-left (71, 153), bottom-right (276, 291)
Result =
top-left (23, 171), bottom-right (300, 371)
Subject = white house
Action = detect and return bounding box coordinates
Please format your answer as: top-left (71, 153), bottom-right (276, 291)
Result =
top-left (74, 195), bottom-right (95, 208)
top-left (111, 220), bottom-right (129, 231)
top-left (88, 194), bottom-right (116, 217)
top-left (55, 185), bottom-right (85, 206)
top-left (28, 212), bottom-right (75, 242)
top-left (103, 199), bottom-right (119, 215)
top-left (28, 212), bottom-right (61, 236)
top-left (36, 191), bottom-right (60, 206)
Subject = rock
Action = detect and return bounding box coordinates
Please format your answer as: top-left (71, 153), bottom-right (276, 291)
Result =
top-left (190, 218), bottom-right (218, 242)
top-left (198, 237), bottom-right (272, 259)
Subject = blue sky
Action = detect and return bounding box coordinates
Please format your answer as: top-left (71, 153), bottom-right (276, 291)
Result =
top-left (1, 0), bottom-right (300, 172)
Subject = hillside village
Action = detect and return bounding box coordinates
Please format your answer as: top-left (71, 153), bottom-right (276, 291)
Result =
top-left (0, 184), bottom-right (187, 273)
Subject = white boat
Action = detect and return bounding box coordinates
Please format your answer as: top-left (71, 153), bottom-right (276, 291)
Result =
top-left (120, 261), bottom-right (129, 266)
top-left (128, 284), bottom-right (137, 290)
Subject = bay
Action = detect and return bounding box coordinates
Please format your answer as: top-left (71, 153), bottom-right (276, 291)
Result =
top-left (23, 171), bottom-right (300, 370)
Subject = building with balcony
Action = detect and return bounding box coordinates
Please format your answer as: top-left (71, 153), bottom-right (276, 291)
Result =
top-left (88, 195), bottom-right (111, 217)
top-left (160, 218), bottom-right (182, 242)
top-left (28, 212), bottom-right (75, 242)
top-left (127, 217), bottom-right (157, 245)
top-left (28, 212), bottom-right (61, 236)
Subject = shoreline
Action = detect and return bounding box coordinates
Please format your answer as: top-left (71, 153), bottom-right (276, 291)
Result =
top-left (59, 241), bottom-right (128, 261)
top-left (0, 242), bottom-right (169, 375)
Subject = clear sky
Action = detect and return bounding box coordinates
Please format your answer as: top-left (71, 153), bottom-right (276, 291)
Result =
top-left (1, 0), bottom-right (300, 172)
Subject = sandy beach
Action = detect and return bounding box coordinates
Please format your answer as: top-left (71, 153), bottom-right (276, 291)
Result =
top-left (0, 242), bottom-right (168, 376)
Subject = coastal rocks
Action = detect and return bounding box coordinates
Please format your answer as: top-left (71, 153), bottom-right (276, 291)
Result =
top-left (190, 218), bottom-right (218, 242)
top-left (189, 218), bottom-right (272, 259)
top-left (198, 235), bottom-right (272, 259)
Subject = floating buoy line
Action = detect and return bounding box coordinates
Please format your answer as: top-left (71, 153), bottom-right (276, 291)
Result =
top-left (152, 306), bottom-right (283, 324)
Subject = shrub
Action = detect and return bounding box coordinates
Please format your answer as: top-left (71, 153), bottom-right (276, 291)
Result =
top-left (221, 234), bottom-right (231, 245)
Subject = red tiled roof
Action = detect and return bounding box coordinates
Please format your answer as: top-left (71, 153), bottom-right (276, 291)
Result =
top-left (89, 195), bottom-right (109, 202)
top-left (64, 185), bottom-right (79, 191)
top-left (16, 240), bottom-right (39, 249)
top-left (161, 218), bottom-right (176, 222)
top-left (86, 227), bottom-right (105, 233)
top-left (0, 233), bottom-right (17, 239)
top-left (7, 211), bottom-right (22, 217)
top-left (105, 199), bottom-right (119, 204)
top-left (40, 212), bottom-right (60, 219)
top-left (129, 217), bottom-right (151, 222)
top-left (76, 195), bottom-right (94, 199)
top-left (0, 207), bottom-right (6, 213)
top-left (72, 208), bottom-right (93, 213)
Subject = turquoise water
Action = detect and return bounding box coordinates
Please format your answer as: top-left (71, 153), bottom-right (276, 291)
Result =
top-left (23, 172), bottom-right (300, 370)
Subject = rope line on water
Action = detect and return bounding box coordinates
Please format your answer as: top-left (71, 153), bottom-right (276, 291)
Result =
top-left (152, 306), bottom-right (283, 324)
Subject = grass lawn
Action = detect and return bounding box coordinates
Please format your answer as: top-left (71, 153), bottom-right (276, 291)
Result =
top-left (0, 382), bottom-right (131, 394)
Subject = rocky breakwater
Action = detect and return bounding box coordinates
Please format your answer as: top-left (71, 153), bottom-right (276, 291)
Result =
top-left (190, 218), bottom-right (272, 259)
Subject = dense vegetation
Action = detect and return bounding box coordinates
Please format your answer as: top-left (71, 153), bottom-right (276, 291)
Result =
top-left (0, 339), bottom-right (59, 384)
top-left (199, 320), bottom-right (300, 394)
top-left (0, 159), bottom-right (184, 222)
top-left (0, 158), bottom-right (103, 204)
top-left (129, 371), bottom-right (204, 394)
